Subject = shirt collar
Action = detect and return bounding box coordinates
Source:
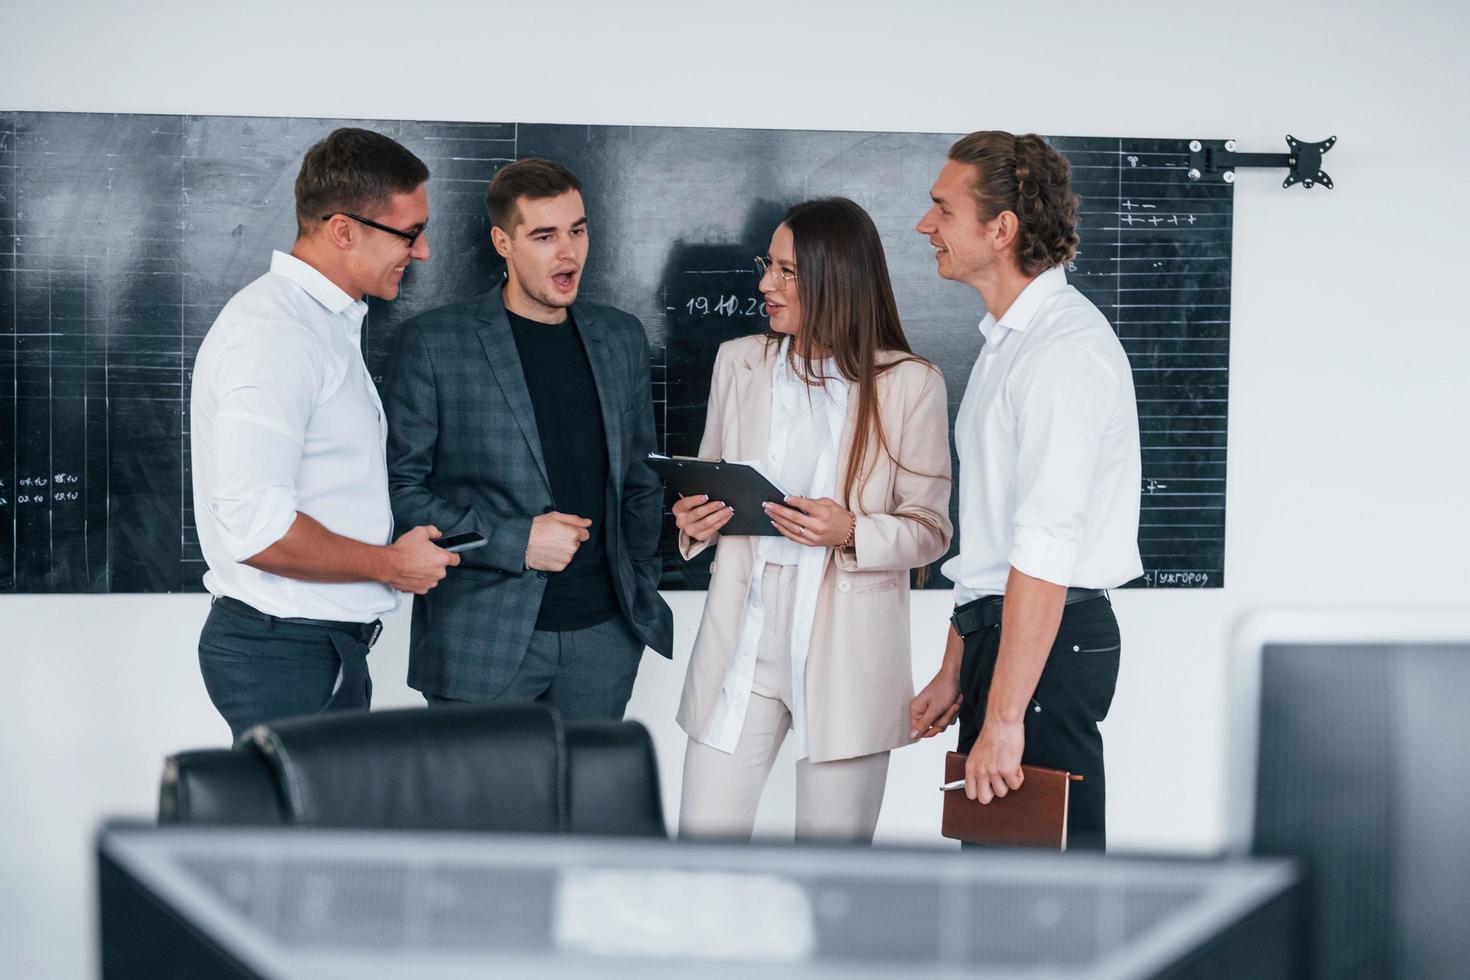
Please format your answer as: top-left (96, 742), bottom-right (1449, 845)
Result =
top-left (977, 264), bottom-right (1069, 341)
top-left (270, 250), bottom-right (367, 320)
top-left (774, 335), bottom-right (844, 389)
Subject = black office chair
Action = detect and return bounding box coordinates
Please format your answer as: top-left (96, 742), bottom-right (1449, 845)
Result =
top-left (158, 703), bottom-right (665, 837)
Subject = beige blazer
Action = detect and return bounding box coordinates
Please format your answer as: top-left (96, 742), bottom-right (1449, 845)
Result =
top-left (675, 335), bottom-right (954, 763)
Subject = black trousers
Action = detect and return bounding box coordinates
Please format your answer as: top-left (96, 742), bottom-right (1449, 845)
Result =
top-left (956, 595), bottom-right (1122, 852)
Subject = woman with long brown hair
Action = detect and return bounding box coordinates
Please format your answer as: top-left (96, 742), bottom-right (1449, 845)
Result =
top-left (673, 196), bottom-right (953, 841)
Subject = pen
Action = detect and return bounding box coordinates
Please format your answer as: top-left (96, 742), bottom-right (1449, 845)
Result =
top-left (940, 773), bottom-right (1083, 791)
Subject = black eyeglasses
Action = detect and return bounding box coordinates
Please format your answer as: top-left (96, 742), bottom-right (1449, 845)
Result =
top-left (321, 211), bottom-right (425, 247)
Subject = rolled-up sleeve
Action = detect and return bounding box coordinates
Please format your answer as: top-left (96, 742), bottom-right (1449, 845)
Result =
top-left (1008, 341), bottom-right (1119, 586)
top-left (208, 327), bottom-right (323, 563)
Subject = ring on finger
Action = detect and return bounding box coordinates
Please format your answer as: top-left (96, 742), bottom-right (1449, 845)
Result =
top-left (798, 525), bottom-right (807, 536)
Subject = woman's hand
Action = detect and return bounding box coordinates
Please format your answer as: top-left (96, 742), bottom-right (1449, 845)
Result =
top-left (909, 670), bottom-right (962, 740)
top-left (673, 494), bottom-right (733, 543)
top-left (763, 495), bottom-right (854, 548)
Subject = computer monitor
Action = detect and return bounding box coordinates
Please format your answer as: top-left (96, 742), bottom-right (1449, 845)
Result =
top-left (1228, 608), bottom-right (1470, 980)
top-left (99, 824), bottom-right (1299, 978)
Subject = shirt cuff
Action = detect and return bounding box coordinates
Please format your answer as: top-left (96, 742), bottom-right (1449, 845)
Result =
top-left (211, 486), bottom-right (299, 563)
top-left (1008, 525), bottom-right (1079, 588)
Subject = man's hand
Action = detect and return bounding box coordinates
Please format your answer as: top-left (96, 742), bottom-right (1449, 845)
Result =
top-left (910, 672), bottom-right (963, 740)
top-left (964, 718), bottom-right (1025, 803)
top-left (526, 512), bottom-right (592, 571)
top-left (384, 525), bottom-right (459, 594)
top-left (961, 566), bottom-right (1064, 802)
top-left (672, 494), bottom-right (733, 543)
top-left (763, 495), bottom-right (854, 547)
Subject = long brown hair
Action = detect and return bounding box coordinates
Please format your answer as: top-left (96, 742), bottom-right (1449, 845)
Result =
top-left (770, 196), bottom-right (936, 508)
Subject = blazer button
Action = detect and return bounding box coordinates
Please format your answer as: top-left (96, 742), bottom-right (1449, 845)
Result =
top-left (837, 580), bottom-right (852, 593)
top-left (536, 571), bottom-right (548, 580)
top-left (709, 562), bottom-right (718, 574)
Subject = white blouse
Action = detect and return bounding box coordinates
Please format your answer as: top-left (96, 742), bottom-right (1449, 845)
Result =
top-left (699, 337), bottom-right (850, 759)
top-left (760, 345), bottom-right (842, 567)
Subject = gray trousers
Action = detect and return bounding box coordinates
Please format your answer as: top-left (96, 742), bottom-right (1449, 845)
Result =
top-left (198, 596), bottom-right (378, 742)
top-left (426, 613), bottom-right (645, 722)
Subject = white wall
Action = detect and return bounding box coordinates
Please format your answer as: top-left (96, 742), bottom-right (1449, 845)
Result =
top-left (4, 1), bottom-right (1469, 976)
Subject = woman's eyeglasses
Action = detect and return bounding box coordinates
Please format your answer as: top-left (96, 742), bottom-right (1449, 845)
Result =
top-left (754, 255), bottom-right (797, 289)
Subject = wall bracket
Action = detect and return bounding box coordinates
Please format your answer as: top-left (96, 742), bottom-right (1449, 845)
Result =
top-left (1187, 135), bottom-right (1337, 188)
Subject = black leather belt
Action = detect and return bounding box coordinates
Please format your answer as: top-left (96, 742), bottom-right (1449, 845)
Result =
top-left (213, 595), bottom-right (383, 648)
top-left (950, 588), bottom-right (1107, 638)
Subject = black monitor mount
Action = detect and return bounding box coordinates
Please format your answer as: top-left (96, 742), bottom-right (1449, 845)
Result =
top-left (1187, 135), bottom-right (1337, 188)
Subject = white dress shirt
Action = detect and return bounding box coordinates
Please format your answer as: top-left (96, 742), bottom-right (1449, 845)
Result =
top-left (190, 250), bottom-right (397, 622)
top-left (701, 338), bottom-right (849, 759)
top-left (942, 265), bottom-right (1143, 602)
top-left (761, 347), bottom-right (840, 567)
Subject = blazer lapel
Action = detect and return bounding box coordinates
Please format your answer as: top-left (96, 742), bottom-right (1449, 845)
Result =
top-left (734, 340), bottom-right (778, 568)
top-left (570, 304), bottom-right (625, 502)
top-left (476, 290), bottom-right (551, 493)
top-left (730, 340), bottom-right (774, 465)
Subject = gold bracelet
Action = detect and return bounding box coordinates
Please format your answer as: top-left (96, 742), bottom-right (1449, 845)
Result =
top-left (839, 512), bottom-right (857, 550)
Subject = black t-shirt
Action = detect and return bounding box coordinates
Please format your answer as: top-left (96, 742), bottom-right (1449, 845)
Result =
top-left (506, 306), bottom-right (620, 631)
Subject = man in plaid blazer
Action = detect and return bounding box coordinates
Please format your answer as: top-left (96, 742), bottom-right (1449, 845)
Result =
top-left (383, 158), bottom-right (673, 718)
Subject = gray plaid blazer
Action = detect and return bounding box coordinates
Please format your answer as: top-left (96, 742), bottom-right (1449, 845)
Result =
top-left (382, 287), bottom-right (674, 701)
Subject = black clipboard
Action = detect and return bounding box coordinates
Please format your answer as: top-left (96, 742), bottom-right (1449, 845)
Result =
top-left (647, 454), bottom-right (785, 537)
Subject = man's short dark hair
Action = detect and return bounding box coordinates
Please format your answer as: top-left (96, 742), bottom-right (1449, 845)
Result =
top-left (484, 158), bottom-right (582, 233)
top-left (294, 128), bottom-right (429, 237)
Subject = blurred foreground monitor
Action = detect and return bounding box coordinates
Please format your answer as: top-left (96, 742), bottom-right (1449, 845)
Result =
top-left (1230, 608), bottom-right (1470, 980)
top-left (99, 824), bottom-right (1297, 978)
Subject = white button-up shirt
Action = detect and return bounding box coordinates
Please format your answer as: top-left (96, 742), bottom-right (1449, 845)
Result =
top-left (762, 349), bottom-right (841, 567)
top-left (190, 251), bottom-right (397, 622)
top-left (942, 265), bottom-right (1143, 601)
top-left (701, 338), bottom-right (849, 759)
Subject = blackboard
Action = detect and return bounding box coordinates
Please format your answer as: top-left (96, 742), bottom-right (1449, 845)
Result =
top-left (0, 112), bottom-right (1232, 593)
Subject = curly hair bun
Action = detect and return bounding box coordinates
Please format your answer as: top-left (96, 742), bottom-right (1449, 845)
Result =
top-left (949, 131), bottom-right (1080, 276)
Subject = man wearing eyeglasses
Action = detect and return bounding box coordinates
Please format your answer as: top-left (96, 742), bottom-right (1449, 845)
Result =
top-left (382, 157), bottom-right (673, 719)
top-left (190, 127), bottom-right (458, 740)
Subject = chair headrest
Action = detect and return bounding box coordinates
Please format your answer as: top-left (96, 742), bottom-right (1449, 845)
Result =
top-left (239, 704), bottom-right (566, 833)
top-left (158, 748), bottom-right (285, 825)
top-left (563, 720), bottom-right (666, 837)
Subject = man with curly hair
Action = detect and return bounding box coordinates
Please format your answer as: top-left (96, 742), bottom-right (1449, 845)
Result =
top-left (909, 131), bottom-right (1142, 851)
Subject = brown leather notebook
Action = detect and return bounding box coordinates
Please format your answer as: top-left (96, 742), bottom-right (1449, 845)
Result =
top-left (940, 751), bottom-right (1082, 851)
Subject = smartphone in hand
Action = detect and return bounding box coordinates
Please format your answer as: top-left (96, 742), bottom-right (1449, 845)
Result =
top-left (434, 531), bottom-right (487, 553)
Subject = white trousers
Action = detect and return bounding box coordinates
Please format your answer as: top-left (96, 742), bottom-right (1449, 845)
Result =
top-left (679, 565), bottom-right (890, 842)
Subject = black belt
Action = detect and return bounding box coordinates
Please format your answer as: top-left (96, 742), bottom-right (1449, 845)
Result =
top-left (950, 588), bottom-right (1107, 638)
top-left (213, 595), bottom-right (383, 648)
